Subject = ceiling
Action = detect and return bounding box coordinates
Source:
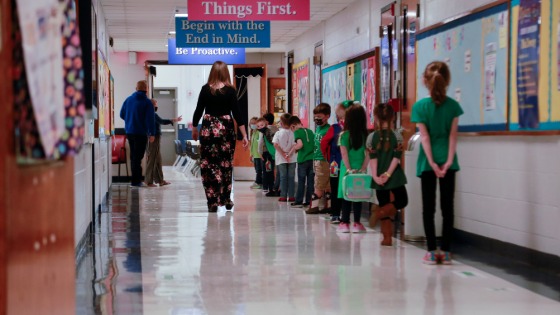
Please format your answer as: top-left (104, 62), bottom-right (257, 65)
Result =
top-left (100, 0), bottom-right (357, 53)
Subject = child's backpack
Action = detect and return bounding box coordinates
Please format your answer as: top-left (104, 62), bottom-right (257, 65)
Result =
top-left (263, 136), bottom-right (276, 159)
top-left (341, 173), bottom-right (373, 202)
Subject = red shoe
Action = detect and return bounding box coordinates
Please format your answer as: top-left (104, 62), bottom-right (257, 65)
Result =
top-left (278, 197), bottom-right (287, 202)
top-left (288, 197), bottom-right (295, 202)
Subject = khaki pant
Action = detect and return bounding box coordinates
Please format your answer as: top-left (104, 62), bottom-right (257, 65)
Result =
top-left (145, 135), bottom-right (164, 184)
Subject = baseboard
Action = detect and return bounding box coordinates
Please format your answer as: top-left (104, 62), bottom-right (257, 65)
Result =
top-left (454, 229), bottom-right (560, 272)
top-left (75, 223), bottom-right (92, 269)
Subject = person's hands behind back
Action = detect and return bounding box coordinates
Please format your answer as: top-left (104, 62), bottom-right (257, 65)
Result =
top-left (192, 128), bottom-right (199, 141)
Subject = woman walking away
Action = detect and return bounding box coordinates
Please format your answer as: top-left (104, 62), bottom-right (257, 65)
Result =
top-left (192, 61), bottom-right (249, 213)
top-left (368, 103), bottom-right (408, 246)
top-left (411, 61), bottom-right (463, 264)
top-left (336, 104), bottom-right (370, 234)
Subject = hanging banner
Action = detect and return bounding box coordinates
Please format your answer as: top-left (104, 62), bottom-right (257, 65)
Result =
top-left (516, 0), bottom-right (541, 129)
top-left (365, 57), bottom-right (376, 129)
top-left (175, 18), bottom-right (270, 48)
top-left (187, 0), bottom-right (310, 21)
top-left (168, 38), bottom-right (245, 64)
top-left (16, 0), bottom-right (66, 157)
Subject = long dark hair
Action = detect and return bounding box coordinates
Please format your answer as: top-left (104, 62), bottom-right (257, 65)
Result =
top-left (373, 103), bottom-right (394, 152)
top-left (344, 104), bottom-right (368, 150)
top-left (207, 61), bottom-right (234, 94)
top-left (423, 61), bottom-right (450, 106)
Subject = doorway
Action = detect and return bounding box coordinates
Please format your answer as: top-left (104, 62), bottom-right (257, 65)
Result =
top-left (153, 88), bottom-right (178, 166)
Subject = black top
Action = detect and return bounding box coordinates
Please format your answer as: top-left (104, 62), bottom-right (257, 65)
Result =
top-left (155, 114), bottom-right (173, 136)
top-left (192, 84), bottom-right (246, 127)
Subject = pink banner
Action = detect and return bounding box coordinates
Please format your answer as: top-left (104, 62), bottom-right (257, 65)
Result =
top-left (187, 0), bottom-right (310, 21)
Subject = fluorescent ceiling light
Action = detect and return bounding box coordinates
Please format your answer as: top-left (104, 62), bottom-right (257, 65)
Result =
top-left (168, 31), bottom-right (176, 35)
top-left (175, 14), bottom-right (188, 17)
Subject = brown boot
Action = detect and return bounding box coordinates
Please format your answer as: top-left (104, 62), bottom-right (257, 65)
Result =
top-left (376, 203), bottom-right (397, 220)
top-left (380, 219), bottom-right (393, 246)
top-left (369, 203), bottom-right (380, 228)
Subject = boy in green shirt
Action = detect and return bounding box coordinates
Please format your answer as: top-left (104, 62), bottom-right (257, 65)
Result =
top-left (289, 116), bottom-right (315, 207)
top-left (307, 103), bottom-right (332, 214)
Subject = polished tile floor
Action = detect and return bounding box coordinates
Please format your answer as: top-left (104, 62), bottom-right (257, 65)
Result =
top-left (76, 167), bottom-right (560, 314)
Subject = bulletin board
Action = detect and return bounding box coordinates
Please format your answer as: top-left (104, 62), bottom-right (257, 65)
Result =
top-left (346, 48), bottom-right (380, 129)
top-left (98, 50), bottom-right (111, 136)
top-left (321, 61), bottom-right (347, 124)
top-left (416, 1), bottom-right (510, 132)
top-left (509, 0), bottom-right (560, 131)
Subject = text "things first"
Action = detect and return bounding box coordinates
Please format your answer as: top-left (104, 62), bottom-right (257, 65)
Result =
top-left (201, 1), bottom-right (297, 18)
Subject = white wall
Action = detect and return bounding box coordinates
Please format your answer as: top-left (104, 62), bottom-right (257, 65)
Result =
top-left (74, 144), bottom-right (93, 247)
top-left (283, 0), bottom-right (560, 257)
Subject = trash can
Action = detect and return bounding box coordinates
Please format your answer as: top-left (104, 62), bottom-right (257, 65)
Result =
top-left (404, 132), bottom-right (442, 241)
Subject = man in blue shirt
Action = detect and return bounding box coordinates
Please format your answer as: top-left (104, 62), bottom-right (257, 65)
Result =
top-left (120, 80), bottom-right (155, 187)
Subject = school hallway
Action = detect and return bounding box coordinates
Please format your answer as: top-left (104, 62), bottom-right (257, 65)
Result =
top-left (75, 167), bottom-right (560, 315)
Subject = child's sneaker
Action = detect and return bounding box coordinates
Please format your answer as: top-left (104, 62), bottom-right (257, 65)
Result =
top-left (330, 216), bottom-right (340, 224)
top-left (263, 189), bottom-right (269, 193)
top-left (288, 197), bottom-right (295, 202)
top-left (439, 251), bottom-right (453, 265)
top-left (291, 202), bottom-right (303, 208)
top-left (351, 222), bottom-right (366, 233)
top-left (337, 222), bottom-right (350, 233)
top-left (422, 251), bottom-right (438, 265)
top-left (278, 197), bottom-right (287, 202)
top-left (250, 183), bottom-right (262, 189)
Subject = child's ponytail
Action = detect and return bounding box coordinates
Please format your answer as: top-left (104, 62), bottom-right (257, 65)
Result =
top-left (423, 61), bottom-right (451, 106)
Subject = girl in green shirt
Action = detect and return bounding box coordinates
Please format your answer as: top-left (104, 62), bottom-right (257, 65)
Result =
top-left (411, 61), bottom-right (463, 265)
top-left (336, 105), bottom-right (370, 234)
top-left (368, 103), bottom-right (408, 246)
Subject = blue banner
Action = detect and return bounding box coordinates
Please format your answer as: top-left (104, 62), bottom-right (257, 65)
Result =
top-left (167, 39), bottom-right (246, 65)
top-left (175, 18), bottom-right (270, 48)
top-left (516, 0), bottom-right (541, 129)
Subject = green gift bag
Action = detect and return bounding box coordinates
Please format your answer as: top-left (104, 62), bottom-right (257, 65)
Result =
top-left (342, 173), bottom-right (373, 202)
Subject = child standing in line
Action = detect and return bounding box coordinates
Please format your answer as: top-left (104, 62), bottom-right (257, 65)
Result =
top-left (273, 113), bottom-right (297, 202)
top-left (289, 116), bottom-right (315, 208)
top-left (263, 113), bottom-right (281, 196)
top-left (256, 117), bottom-right (273, 193)
top-left (249, 117), bottom-right (263, 189)
top-left (336, 104), bottom-right (370, 233)
top-left (307, 103), bottom-right (332, 214)
top-left (320, 101), bottom-right (351, 223)
top-left (368, 103), bottom-right (408, 246)
top-left (412, 61), bottom-right (463, 265)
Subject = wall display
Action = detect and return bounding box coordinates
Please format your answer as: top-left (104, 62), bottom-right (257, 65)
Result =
top-left (314, 62), bottom-right (321, 106)
top-left (98, 51), bottom-right (111, 136)
top-left (345, 49), bottom-right (380, 129)
top-left (187, 0), bottom-right (310, 21)
top-left (321, 62), bottom-right (347, 124)
top-left (13, 0), bottom-right (85, 161)
top-left (416, 2), bottom-right (509, 132)
top-left (110, 74), bottom-right (115, 134)
top-left (15, 0), bottom-right (65, 157)
top-left (380, 35), bottom-right (391, 103)
top-left (292, 59), bottom-right (310, 127)
top-left (510, 0), bottom-right (560, 131)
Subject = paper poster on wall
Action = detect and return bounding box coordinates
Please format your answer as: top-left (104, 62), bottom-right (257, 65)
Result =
top-left (558, 13), bottom-right (560, 91)
top-left (16, 0), bottom-right (65, 157)
top-left (294, 59), bottom-right (310, 127)
top-left (464, 50), bottom-right (472, 72)
top-left (314, 64), bottom-right (321, 105)
top-left (485, 42), bottom-right (497, 111)
top-left (498, 11), bottom-right (508, 49)
top-left (347, 64), bottom-right (355, 100)
top-left (322, 62), bottom-right (347, 124)
top-left (516, 0), bottom-right (541, 128)
top-left (454, 88), bottom-right (462, 102)
top-left (380, 36), bottom-right (390, 103)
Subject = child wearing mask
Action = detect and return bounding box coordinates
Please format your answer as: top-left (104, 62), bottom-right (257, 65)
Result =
top-left (306, 103), bottom-right (332, 214)
top-left (249, 117), bottom-right (263, 189)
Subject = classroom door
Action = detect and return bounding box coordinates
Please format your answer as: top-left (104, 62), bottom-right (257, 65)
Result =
top-left (154, 89), bottom-right (177, 166)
